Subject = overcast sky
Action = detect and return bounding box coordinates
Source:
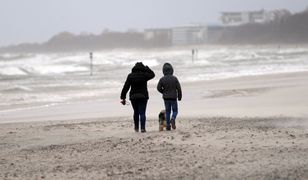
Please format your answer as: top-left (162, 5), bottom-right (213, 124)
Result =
top-left (0, 0), bottom-right (307, 46)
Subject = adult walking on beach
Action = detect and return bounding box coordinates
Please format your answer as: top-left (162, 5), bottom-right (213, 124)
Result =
top-left (121, 62), bottom-right (155, 133)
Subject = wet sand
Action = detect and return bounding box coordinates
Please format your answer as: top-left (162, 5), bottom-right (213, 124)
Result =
top-left (1, 71), bottom-right (308, 123)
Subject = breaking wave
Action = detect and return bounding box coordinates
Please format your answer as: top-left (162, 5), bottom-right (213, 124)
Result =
top-left (1, 46), bottom-right (308, 110)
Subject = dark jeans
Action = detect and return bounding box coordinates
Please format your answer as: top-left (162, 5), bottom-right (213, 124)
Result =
top-left (164, 100), bottom-right (178, 128)
top-left (131, 99), bottom-right (148, 130)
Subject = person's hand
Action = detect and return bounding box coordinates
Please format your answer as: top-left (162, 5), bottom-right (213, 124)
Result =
top-left (121, 99), bottom-right (126, 105)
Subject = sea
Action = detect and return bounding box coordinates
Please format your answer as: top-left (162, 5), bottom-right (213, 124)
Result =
top-left (1, 45), bottom-right (308, 112)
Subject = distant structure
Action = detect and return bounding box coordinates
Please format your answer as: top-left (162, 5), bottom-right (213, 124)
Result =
top-left (144, 24), bottom-right (223, 46)
top-left (206, 26), bottom-right (224, 43)
top-left (220, 9), bottom-right (291, 26)
top-left (144, 28), bottom-right (172, 46)
top-left (171, 25), bottom-right (207, 46)
top-left (144, 28), bottom-right (171, 40)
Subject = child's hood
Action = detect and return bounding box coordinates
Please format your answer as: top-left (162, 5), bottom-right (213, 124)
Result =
top-left (163, 63), bottom-right (174, 75)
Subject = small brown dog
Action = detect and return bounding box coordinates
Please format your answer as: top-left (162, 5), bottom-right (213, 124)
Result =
top-left (158, 110), bottom-right (167, 131)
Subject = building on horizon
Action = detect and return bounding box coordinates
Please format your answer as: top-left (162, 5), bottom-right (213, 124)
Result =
top-left (144, 28), bottom-right (172, 40)
top-left (144, 24), bottom-right (224, 46)
top-left (220, 9), bottom-right (291, 26)
top-left (206, 25), bottom-right (224, 43)
top-left (171, 25), bottom-right (207, 46)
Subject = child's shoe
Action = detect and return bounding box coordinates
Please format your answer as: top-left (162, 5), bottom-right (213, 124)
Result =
top-left (171, 118), bottom-right (176, 130)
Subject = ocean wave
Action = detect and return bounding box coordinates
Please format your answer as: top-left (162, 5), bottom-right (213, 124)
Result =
top-left (0, 67), bottom-right (28, 76)
top-left (26, 65), bottom-right (88, 75)
top-left (0, 53), bottom-right (34, 61)
top-left (1, 47), bottom-right (308, 110)
top-left (0, 85), bottom-right (33, 93)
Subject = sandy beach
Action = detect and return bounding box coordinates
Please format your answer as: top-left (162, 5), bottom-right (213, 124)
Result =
top-left (1, 71), bottom-right (308, 179)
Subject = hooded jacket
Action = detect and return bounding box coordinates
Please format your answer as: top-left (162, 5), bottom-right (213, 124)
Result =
top-left (157, 63), bottom-right (182, 100)
top-left (121, 62), bottom-right (155, 100)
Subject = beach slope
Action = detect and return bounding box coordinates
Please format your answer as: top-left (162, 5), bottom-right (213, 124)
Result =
top-left (0, 72), bottom-right (308, 179)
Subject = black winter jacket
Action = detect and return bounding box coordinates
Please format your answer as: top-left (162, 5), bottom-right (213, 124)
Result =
top-left (157, 63), bottom-right (182, 100)
top-left (121, 62), bottom-right (155, 100)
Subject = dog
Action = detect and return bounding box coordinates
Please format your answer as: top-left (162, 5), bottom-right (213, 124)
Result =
top-left (158, 110), bottom-right (167, 131)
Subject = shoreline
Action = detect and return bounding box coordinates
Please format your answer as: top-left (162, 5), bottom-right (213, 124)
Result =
top-left (1, 70), bottom-right (308, 124)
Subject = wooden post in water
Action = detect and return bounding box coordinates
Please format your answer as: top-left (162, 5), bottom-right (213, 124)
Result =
top-left (192, 49), bottom-right (195, 63)
top-left (192, 48), bottom-right (198, 62)
top-left (89, 52), bottom-right (93, 76)
top-left (195, 49), bottom-right (198, 61)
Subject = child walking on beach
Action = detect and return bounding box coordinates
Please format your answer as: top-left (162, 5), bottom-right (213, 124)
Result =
top-left (157, 63), bottom-right (182, 130)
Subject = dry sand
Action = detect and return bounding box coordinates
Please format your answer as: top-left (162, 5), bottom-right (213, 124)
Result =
top-left (1, 71), bottom-right (308, 179)
top-left (0, 117), bottom-right (307, 179)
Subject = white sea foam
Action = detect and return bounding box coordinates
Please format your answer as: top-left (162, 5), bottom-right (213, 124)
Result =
top-left (22, 65), bottom-right (88, 75)
top-left (1, 46), bottom-right (308, 110)
top-left (0, 67), bottom-right (28, 76)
